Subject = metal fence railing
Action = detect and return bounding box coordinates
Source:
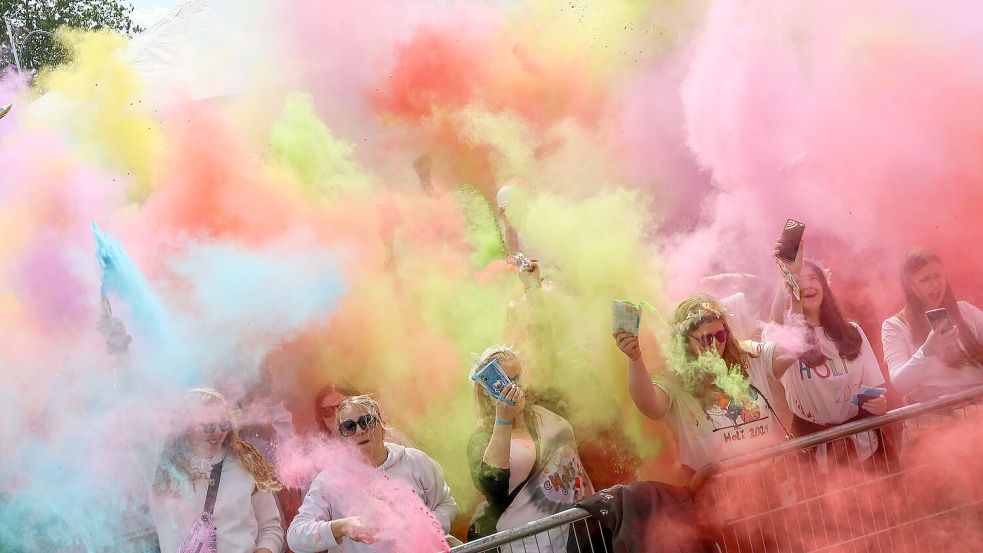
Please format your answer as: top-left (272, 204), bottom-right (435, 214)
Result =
top-left (451, 385), bottom-right (983, 553)
top-left (450, 507), bottom-right (602, 553)
top-left (694, 385), bottom-right (983, 553)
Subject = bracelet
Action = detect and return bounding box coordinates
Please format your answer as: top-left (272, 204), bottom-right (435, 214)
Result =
top-left (495, 419), bottom-right (513, 425)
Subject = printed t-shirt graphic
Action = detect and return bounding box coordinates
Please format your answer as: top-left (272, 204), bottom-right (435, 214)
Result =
top-left (657, 341), bottom-right (782, 471)
top-left (780, 324), bottom-right (883, 459)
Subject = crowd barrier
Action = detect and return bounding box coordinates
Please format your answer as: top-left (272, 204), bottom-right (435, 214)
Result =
top-left (451, 385), bottom-right (983, 553)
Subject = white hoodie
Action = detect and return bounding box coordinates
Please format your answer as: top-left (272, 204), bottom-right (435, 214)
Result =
top-left (149, 453), bottom-right (283, 553)
top-left (287, 442), bottom-right (458, 553)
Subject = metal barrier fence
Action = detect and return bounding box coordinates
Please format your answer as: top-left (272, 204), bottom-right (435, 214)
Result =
top-left (450, 507), bottom-right (603, 553)
top-left (451, 386), bottom-right (983, 553)
top-left (694, 385), bottom-right (983, 553)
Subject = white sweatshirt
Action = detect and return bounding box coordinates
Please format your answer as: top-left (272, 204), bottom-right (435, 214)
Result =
top-left (287, 442), bottom-right (458, 553)
top-left (149, 453), bottom-right (283, 553)
top-left (882, 301), bottom-right (983, 396)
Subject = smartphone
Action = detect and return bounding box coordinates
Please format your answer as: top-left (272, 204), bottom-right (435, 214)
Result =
top-left (776, 219), bottom-right (806, 262)
top-left (851, 386), bottom-right (886, 406)
top-left (926, 308), bottom-right (952, 331)
top-left (470, 359), bottom-right (515, 405)
top-left (612, 300), bottom-right (641, 335)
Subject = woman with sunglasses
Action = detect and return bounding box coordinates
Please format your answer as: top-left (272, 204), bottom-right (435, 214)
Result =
top-left (770, 242), bottom-right (888, 461)
top-left (613, 295), bottom-right (798, 473)
top-left (149, 388), bottom-right (284, 553)
top-left (466, 346), bottom-right (593, 552)
top-left (882, 248), bottom-right (983, 402)
top-left (287, 395), bottom-right (458, 552)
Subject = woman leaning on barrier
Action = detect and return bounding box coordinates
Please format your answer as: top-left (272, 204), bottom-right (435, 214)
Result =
top-left (612, 294), bottom-right (798, 475)
top-left (466, 346), bottom-right (594, 553)
top-left (882, 248), bottom-right (983, 403)
top-left (769, 240), bottom-right (891, 465)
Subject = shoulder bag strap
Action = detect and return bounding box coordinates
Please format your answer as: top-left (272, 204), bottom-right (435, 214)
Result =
top-left (203, 459), bottom-right (225, 515)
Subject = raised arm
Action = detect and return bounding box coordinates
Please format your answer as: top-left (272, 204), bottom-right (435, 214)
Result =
top-left (612, 331), bottom-right (672, 420)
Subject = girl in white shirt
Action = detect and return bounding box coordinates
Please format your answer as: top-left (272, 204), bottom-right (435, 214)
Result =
top-left (881, 248), bottom-right (983, 403)
top-left (613, 295), bottom-right (798, 474)
top-left (149, 388), bottom-right (284, 553)
top-left (771, 242), bottom-right (888, 462)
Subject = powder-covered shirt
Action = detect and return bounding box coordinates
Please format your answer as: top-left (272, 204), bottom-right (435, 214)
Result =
top-left (882, 301), bottom-right (983, 398)
top-left (287, 442), bottom-right (458, 553)
top-left (781, 324), bottom-right (884, 424)
top-left (468, 406), bottom-right (593, 553)
top-left (655, 341), bottom-right (782, 471)
top-left (149, 453), bottom-right (283, 553)
top-left (780, 323), bottom-right (884, 460)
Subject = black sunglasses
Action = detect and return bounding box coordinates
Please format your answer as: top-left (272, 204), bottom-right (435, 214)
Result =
top-left (198, 421), bottom-right (232, 434)
top-left (338, 414), bottom-right (378, 437)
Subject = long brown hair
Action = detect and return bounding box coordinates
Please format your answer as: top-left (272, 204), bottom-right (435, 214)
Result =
top-left (898, 248), bottom-right (983, 366)
top-left (154, 388), bottom-right (283, 495)
top-left (800, 262), bottom-right (862, 366)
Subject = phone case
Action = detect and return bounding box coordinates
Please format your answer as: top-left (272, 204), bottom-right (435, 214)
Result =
top-left (612, 300), bottom-right (641, 335)
top-left (470, 359), bottom-right (516, 405)
top-left (925, 308), bottom-right (951, 330)
top-left (777, 219), bottom-right (805, 262)
top-left (850, 386), bottom-right (886, 405)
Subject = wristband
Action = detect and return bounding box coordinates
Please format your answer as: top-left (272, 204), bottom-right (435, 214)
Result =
top-left (495, 419), bottom-right (513, 425)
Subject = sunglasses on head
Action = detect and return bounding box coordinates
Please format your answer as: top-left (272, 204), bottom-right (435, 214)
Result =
top-left (338, 414), bottom-right (378, 437)
top-left (691, 329), bottom-right (728, 347)
top-left (198, 421), bottom-right (232, 434)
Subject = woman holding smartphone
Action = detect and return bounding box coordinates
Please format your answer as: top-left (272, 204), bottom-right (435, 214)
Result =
top-left (770, 241), bottom-right (888, 462)
top-left (467, 346), bottom-right (593, 552)
top-left (882, 248), bottom-right (983, 403)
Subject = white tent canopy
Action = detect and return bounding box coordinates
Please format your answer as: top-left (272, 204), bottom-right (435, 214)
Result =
top-left (123, 0), bottom-right (270, 106)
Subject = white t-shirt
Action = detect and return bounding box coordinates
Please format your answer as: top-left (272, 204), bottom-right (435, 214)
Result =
top-left (882, 301), bottom-right (983, 397)
top-left (657, 342), bottom-right (783, 471)
top-left (780, 323), bottom-right (884, 461)
top-left (496, 407), bottom-right (593, 553)
top-left (780, 324), bottom-right (884, 424)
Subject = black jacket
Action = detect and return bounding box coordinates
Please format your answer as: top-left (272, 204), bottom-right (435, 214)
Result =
top-left (568, 481), bottom-right (716, 553)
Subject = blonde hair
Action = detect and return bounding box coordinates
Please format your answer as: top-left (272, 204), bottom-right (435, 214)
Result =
top-left (470, 346), bottom-right (522, 428)
top-left (336, 394), bottom-right (386, 429)
top-left (670, 295), bottom-right (752, 399)
top-left (153, 388), bottom-right (283, 495)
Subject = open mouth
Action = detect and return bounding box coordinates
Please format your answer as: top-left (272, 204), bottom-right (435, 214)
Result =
top-left (802, 290), bottom-right (819, 299)
top-left (207, 436), bottom-right (222, 445)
